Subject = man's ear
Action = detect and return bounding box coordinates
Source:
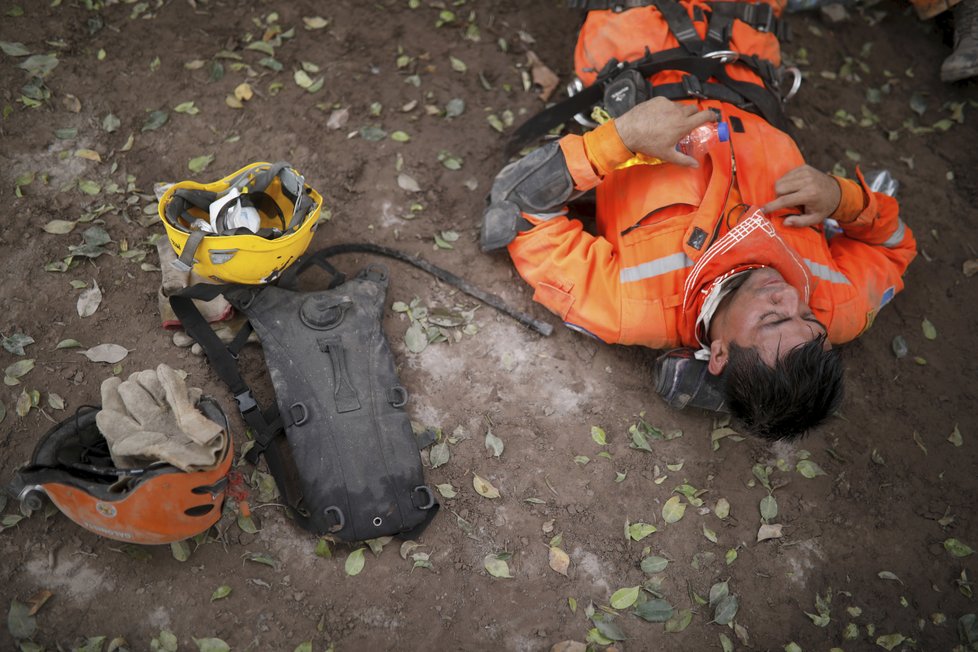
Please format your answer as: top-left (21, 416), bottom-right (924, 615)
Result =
top-left (707, 339), bottom-right (728, 376)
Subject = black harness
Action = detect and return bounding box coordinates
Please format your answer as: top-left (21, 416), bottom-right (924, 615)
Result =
top-left (507, 0), bottom-right (795, 156)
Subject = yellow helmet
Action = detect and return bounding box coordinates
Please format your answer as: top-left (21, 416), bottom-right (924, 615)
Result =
top-left (158, 161), bottom-right (324, 284)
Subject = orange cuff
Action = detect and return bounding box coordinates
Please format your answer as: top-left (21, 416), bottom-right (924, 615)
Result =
top-left (582, 120), bottom-right (635, 177)
top-left (830, 176), bottom-right (868, 224)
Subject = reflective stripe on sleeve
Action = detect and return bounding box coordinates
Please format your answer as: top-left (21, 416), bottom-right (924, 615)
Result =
top-left (620, 253), bottom-right (695, 283)
top-left (525, 209), bottom-right (568, 221)
top-left (881, 219), bottom-right (906, 248)
top-left (804, 259), bottom-right (851, 285)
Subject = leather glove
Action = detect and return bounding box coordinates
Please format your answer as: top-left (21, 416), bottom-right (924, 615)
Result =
top-left (96, 364), bottom-right (226, 471)
top-left (157, 238), bottom-right (233, 330)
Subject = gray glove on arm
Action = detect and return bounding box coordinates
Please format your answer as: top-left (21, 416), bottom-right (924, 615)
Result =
top-left (96, 364), bottom-right (227, 472)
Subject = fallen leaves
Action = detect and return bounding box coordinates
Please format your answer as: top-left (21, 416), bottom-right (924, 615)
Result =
top-left (170, 540), bottom-right (190, 562)
top-left (0, 41), bottom-right (30, 56)
top-left (549, 546), bottom-right (570, 576)
top-left (293, 68), bottom-right (324, 93)
top-left (344, 548), bottom-right (366, 576)
top-left (326, 107), bottom-right (349, 130)
top-left (76, 280), bottom-right (102, 317)
top-left (921, 318), bottom-right (938, 340)
top-left (397, 173), bottom-right (421, 192)
top-left (627, 522), bottom-right (657, 541)
top-left (7, 599), bottom-right (36, 641)
top-left (189, 154), bottom-right (215, 173)
top-left (43, 219), bottom-right (77, 234)
top-left (796, 458), bottom-right (827, 479)
top-left (302, 16), bottom-right (330, 30)
top-left (211, 585), bottom-right (231, 602)
top-left (662, 496), bottom-right (686, 524)
top-left (944, 538), bottom-right (974, 558)
top-left (1, 333), bottom-right (33, 356)
top-left (610, 586), bottom-right (640, 609)
top-left (484, 553), bottom-right (512, 578)
top-left (473, 474), bottom-right (500, 499)
top-left (142, 109), bottom-right (168, 132)
top-left (757, 523), bottom-right (783, 542)
top-left (485, 428), bottom-right (504, 458)
top-left (81, 343), bottom-right (128, 363)
top-left (4, 359), bottom-right (34, 385)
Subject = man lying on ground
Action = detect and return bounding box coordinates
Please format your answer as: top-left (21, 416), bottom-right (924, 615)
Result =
top-left (482, 0), bottom-right (917, 440)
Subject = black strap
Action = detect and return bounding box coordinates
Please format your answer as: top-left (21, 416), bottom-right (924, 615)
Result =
top-left (651, 0), bottom-right (704, 55)
top-left (505, 82), bottom-right (604, 158)
top-left (568, 0), bottom-right (657, 9)
top-left (168, 284), bottom-right (301, 514)
top-left (653, 76), bottom-right (748, 105)
top-left (507, 2), bottom-right (793, 154)
top-left (506, 53), bottom-right (725, 157)
top-left (568, 0), bottom-right (788, 38)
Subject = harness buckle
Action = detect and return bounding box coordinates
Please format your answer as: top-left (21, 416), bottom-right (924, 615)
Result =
top-left (235, 390), bottom-right (258, 413)
top-left (757, 4), bottom-right (775, 33)
top-left (740, 2), bottom-right (775, 32)
top-left (681, 75), bottom-right (707, 100)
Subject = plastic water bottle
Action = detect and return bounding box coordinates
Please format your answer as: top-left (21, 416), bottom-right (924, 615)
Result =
top-left (678, 121), bottom-right (730, 159)
top-left (617, 121), bottom-right (730, 169)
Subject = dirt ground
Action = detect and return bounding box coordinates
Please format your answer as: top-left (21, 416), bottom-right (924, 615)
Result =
top-left (2, 0), bottom-right (977, 650)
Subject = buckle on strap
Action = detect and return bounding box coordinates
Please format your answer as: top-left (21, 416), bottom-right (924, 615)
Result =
top-left (235, 390), bottom-right (258, 413)
top-left (757, 3), bottom-right (775, 32)
top-left (681, 74), bottom-right (707, 99)
top-left (738, 2), bottom-right (774, 32)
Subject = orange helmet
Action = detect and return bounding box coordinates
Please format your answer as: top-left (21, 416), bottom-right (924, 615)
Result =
top-left (7, 399), bottom-right (233, 545)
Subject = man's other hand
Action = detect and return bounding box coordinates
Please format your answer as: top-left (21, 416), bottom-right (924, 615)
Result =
top-left (614, 97), bottom-right (717, 168)
top-left (762, 165), bottom-right (843, 227)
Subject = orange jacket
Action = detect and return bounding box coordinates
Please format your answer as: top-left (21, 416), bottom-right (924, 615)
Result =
top-left (506, 2), bottom-right (916, 349)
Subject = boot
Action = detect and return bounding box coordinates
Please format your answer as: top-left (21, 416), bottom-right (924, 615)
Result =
top-left (941, 0), bottom-right (978, 82)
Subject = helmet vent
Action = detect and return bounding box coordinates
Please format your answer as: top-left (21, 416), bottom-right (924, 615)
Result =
top-left (184, 504), bottom-right (215, 517)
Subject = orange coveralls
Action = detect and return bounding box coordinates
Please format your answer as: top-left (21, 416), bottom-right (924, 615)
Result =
top-left (503, 0), bottom-right (916, 350)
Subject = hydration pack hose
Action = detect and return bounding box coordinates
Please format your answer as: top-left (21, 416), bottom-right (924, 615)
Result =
top-left (294, 243), bottom-right (554, 337)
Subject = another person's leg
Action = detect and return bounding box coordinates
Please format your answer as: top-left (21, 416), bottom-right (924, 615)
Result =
top-left (942, 0), bottom-right (978, 82)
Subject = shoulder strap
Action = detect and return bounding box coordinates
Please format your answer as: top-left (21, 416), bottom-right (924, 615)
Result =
top-left (508, 1), bottom-right (793, 154)
top-left (169, 284), bottom-right (305, 515)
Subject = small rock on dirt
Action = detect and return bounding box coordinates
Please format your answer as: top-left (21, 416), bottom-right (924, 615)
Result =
top-left (820, 3), bottom-right (849, 22)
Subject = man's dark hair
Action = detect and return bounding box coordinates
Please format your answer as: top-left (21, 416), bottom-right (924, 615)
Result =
top-left (722, 335), bottom-right (844, 441)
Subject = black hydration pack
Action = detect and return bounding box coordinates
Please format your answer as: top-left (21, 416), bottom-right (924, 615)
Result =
top-left (171, 245), bottom-right (553, 541)
top-left (171, 251), bottom-right (438, 541)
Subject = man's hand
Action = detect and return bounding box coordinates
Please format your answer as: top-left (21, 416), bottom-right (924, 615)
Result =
top-left (614, 97), bottom-right (717, 168)
top-left (762, 165), bottom-right (842, 227)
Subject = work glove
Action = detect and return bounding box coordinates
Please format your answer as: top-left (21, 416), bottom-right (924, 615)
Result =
top-left (157, 238), bottom-right (233, 330)
top-left (96, 364), bottom-right (227, 472)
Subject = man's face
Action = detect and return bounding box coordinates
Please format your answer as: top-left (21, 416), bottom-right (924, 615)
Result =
top-left (708, 268), bottom-right (828, 370)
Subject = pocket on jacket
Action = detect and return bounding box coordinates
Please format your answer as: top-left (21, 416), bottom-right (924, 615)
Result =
top-left (533, 281), bottom-right (575, 320)
top-left (617, 169), bottom-right (703, 241)
top-left (619, 295), bottom-right (671, 348)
